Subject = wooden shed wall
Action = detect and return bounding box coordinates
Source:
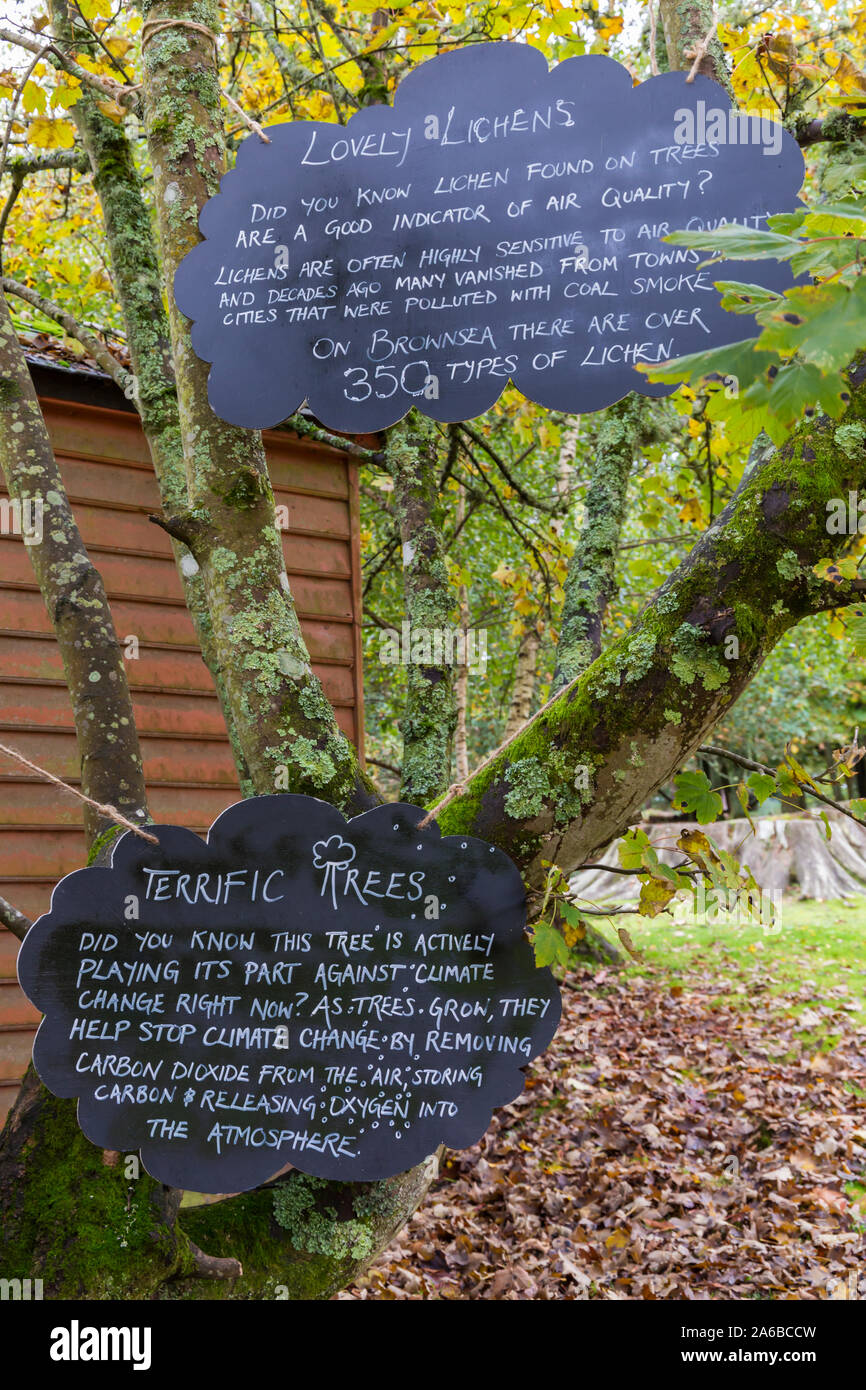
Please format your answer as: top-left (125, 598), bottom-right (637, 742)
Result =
top-left (0, 378), bottom-right (364, 1122)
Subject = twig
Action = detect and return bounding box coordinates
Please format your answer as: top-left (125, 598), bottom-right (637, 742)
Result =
top-left (287, 412), bottom-right (385, 464)
top-left (0, 169), bottom-right (24, 254)
top-left (699, 743), bottom-right (866, 830)
top-left (0, 740), bottom-right (157, 843)
top-left (0, 892), bottom-right (31, 942)
top-left (0, 24), bottom-right (140, 113)
top-left (459, 422), bottom-right (563, 514)
top-left (7, 151), bottom-right (90, 175)
top-left (685, 18), bottom-right (718, 84)
top-left (0, 41), bottom-right (46, 185)
top-left (221, 89), bottom-right (270, 143)
top-left (367, 756), bottom-right (401, 776)
top-left (2, 276), bottom-right (135, 396)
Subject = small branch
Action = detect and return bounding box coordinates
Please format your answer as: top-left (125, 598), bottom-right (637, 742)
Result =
top-left (6, 151), bottom-right (90, 175)
top-left (619, 533), bottom-right (691, 550)
top-left (0, 169), bottom-right (24, 252)
top-left (287, 412), bottom-right (385, 465)
top-left (148, 512), bottom-right (205, 552)
top-left (699, 743), bottom-right (864, 829)
top-left (0, 41), bottom-right (46, 185)
top-left (459, 422), bottom-right (563, 513)
top-left (0, 24), bottom-right (141, 114)
top-left (794, 113), bottom-right (866, 148)
top-left (576, 859), bottom-right (697, 879)
top-left (0, 892), bottom-right (31, 942)
top-left (2, 275), bottom-right (135, 397)
top-left (367, 756), bottom-right (401, 776)
top-left (221, 89), bottom-right (270, 143)
top-left (187, 1242), bottom-right (243, 1281)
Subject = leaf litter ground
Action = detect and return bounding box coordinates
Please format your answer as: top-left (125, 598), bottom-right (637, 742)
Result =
top-left (341, 899), bottom-right (866, 1299)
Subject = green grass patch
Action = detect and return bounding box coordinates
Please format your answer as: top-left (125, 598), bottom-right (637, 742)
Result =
top-left (587, 896), bottom-right (866, 1026)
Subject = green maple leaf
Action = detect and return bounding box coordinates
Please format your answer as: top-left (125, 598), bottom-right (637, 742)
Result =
top-left (747, 771), bottom-right (777, 804)
top-left (532, 919), bottom-right (569, 970)
top-left (673, 770), bottom-right (723, 824)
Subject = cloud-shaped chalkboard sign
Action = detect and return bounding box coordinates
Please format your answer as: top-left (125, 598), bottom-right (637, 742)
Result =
top-left (17, 796), bottom-right (559, 1191)
top-left (174, 41), bottom-right (804, 433)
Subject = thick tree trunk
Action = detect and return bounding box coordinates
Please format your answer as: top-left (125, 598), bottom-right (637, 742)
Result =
top-left (138, 0), bottom-right (374, 812)
top-left (48, 0), bottom-right (253, 794)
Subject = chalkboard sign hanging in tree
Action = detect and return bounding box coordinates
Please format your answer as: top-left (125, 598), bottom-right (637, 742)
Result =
top-left (174, 41), bottom-right (805, 433)
top-left (17, 795), bottom-right (560, 1192)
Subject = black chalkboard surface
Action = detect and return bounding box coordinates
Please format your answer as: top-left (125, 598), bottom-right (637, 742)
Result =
top-left (17, 796), bottom-right (559, 1191)
top-left (174, 41), bottom-right (804, 432)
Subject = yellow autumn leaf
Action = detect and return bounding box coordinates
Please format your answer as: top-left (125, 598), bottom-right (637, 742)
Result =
top-left (678, 497), bottom-right (704, 525)
top-left (638, 875), bottom-right (678, 917)
top-left (605, 1227), bottom-right (630, 1249)
top-left (28, 117), bottom-right (77, 149)
top-left (22, 80), bottom-right (47, 114)
top-left (95, 99), bottom-right (127, 124)
top-left (833, 54), bottom-right (866, 95)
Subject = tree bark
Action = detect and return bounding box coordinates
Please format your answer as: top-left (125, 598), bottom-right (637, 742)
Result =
top-left (0, 293), bottom-right (148, 840)
top-left (553, 396), bottom-right (653, 689)
top-left (504, 627), bottom-right (541, 739)
top-left (658, 0), bottom-right (732, 93)
top-left (386, 412), bottom-right (456, 802)
top-left (47, 0), bottom-right (253, 795)
top-left (138, 0), bottom-right (375, 813)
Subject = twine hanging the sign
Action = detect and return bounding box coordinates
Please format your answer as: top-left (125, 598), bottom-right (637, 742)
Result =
top-left (0, 740), bottom-right (158, 844)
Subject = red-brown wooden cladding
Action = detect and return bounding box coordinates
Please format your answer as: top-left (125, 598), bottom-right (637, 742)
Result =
top-left (0, 379), bottom-right (365, 1121)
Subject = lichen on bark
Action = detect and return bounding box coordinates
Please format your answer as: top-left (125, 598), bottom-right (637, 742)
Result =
top-left (385, 411), bottom-right (456, 804)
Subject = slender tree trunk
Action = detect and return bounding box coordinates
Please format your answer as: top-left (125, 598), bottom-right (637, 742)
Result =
top-left (0, 293), bottom-right (147, 840)
top-left (454, 485), bottom-right (470, 783)
top-left (386, 410), bottom-right (456, 803)
top-left (553, 396), bottom-right (652, 690)
top-left (504, 627), bottom-right (541, 739)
